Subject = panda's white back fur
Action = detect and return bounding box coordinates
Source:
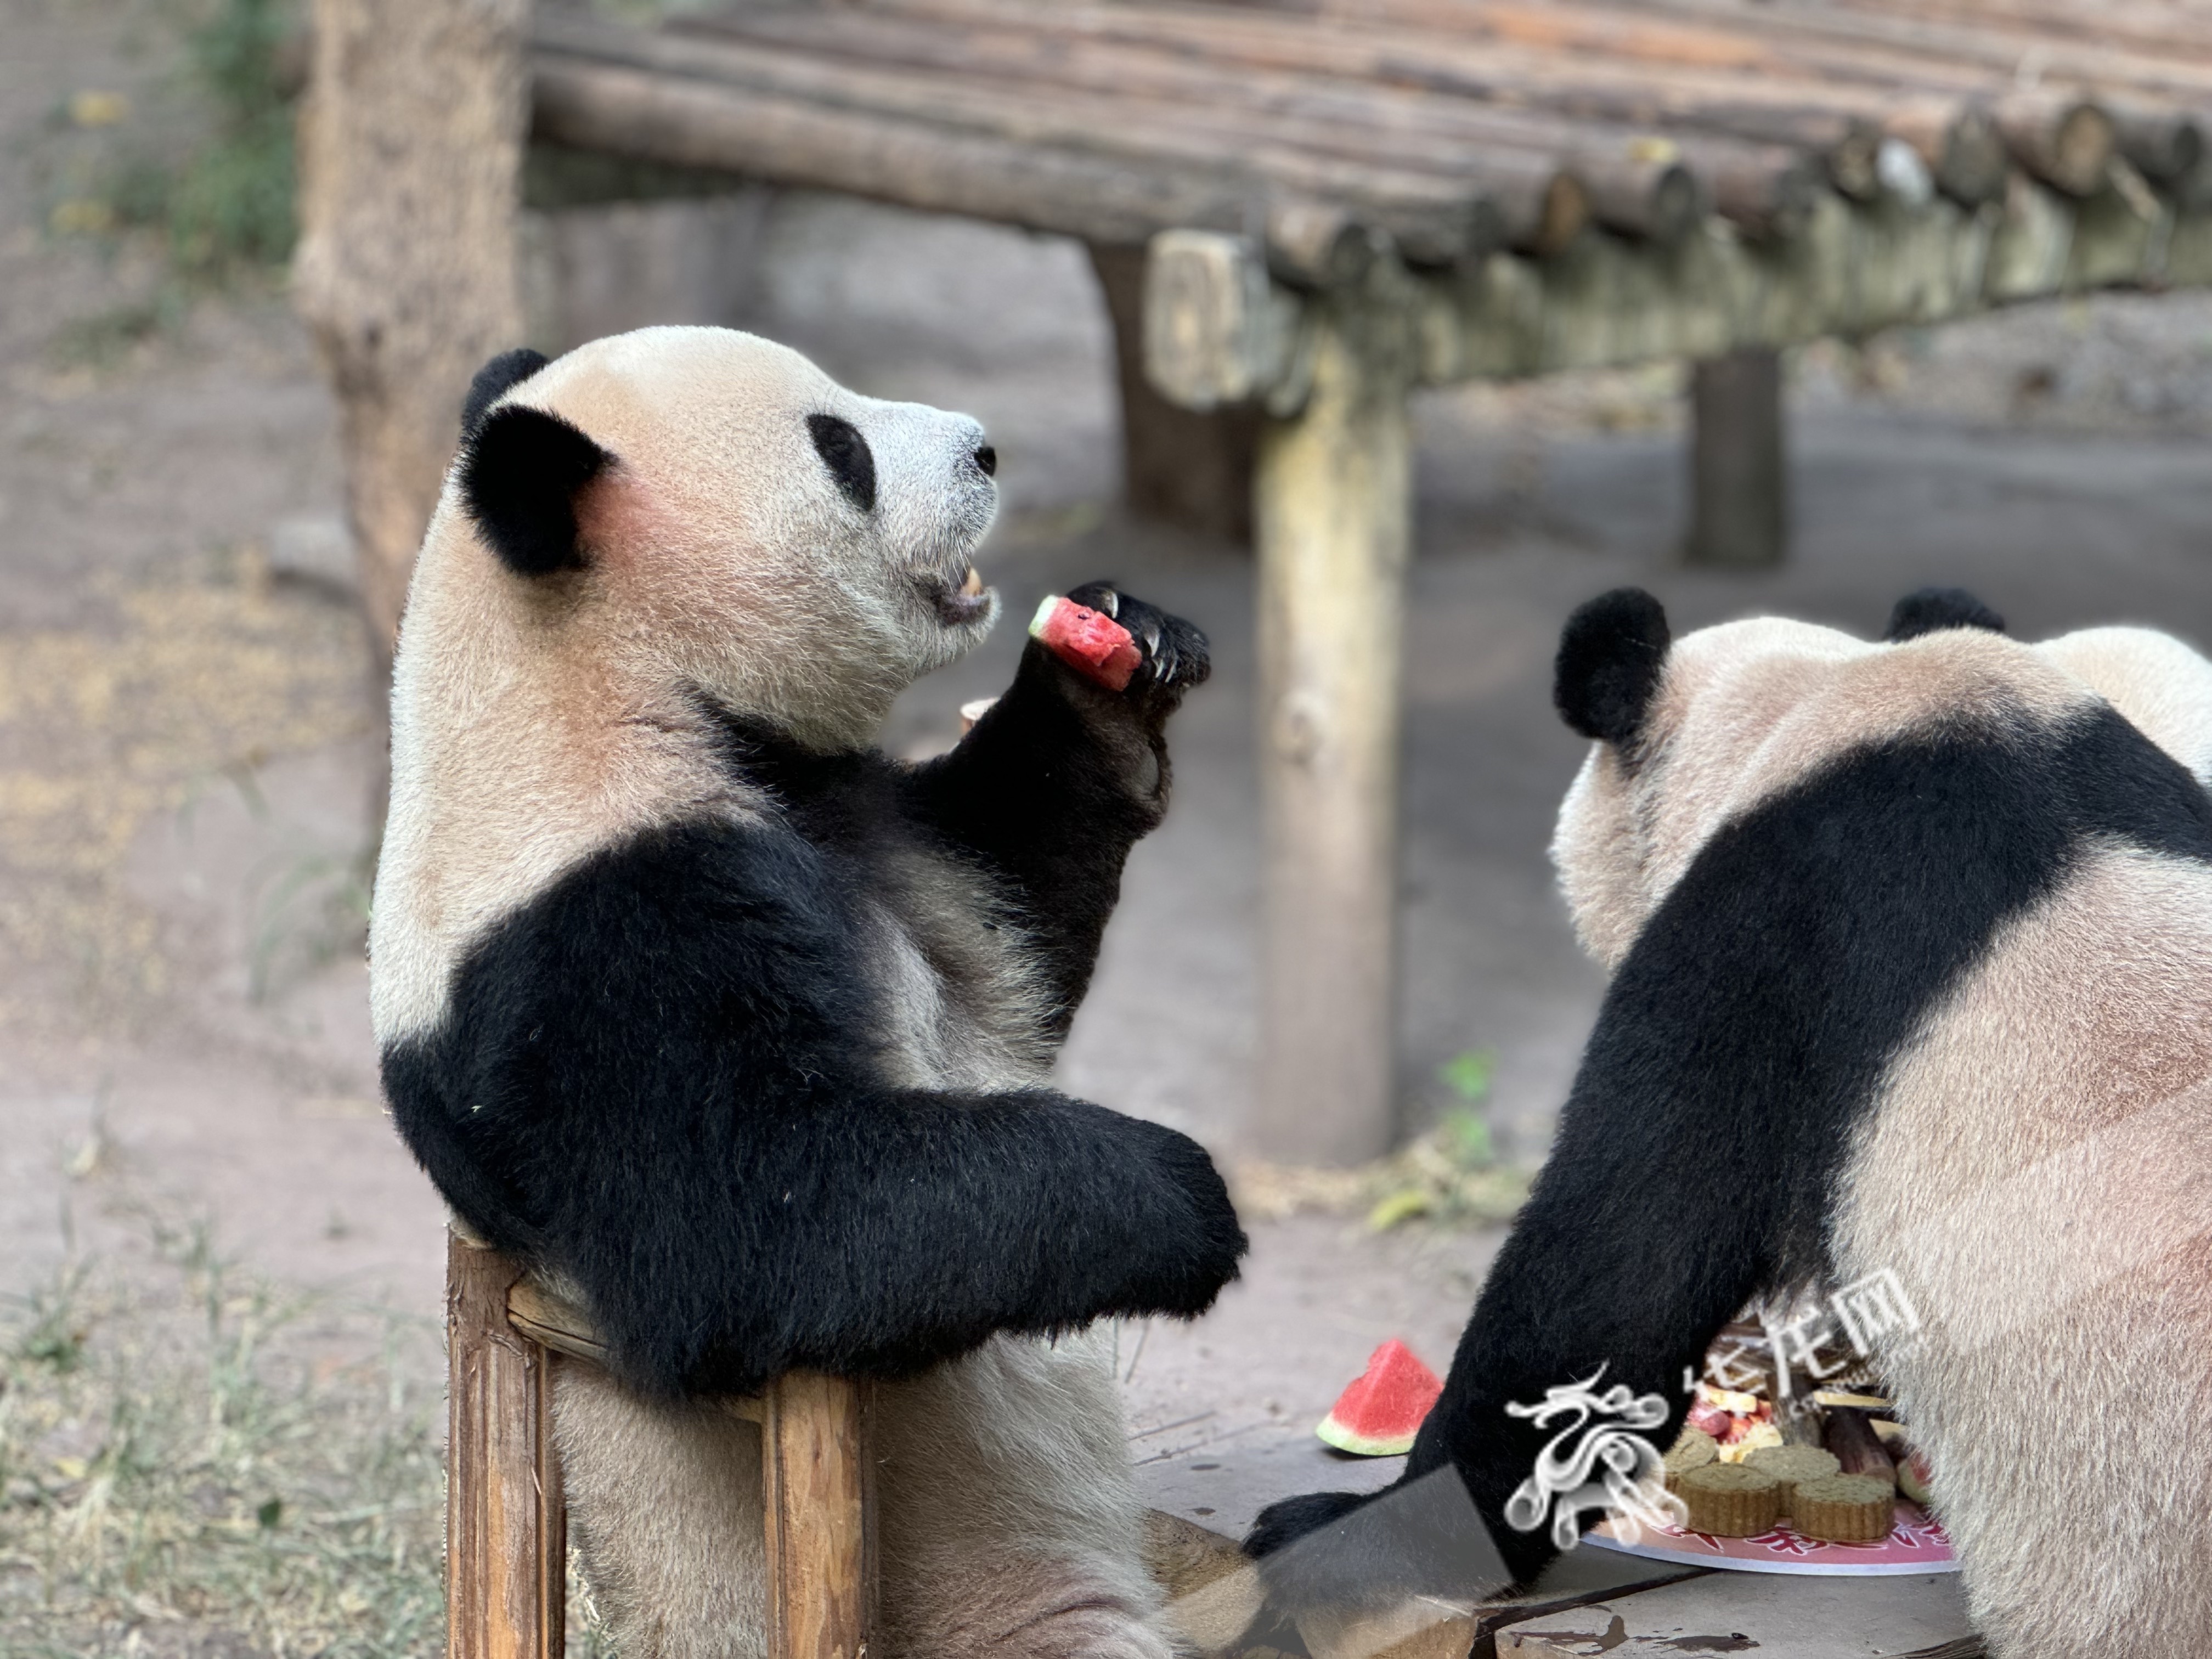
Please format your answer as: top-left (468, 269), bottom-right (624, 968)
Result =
top-left (1835, 847), bottom-right (2212, 1652)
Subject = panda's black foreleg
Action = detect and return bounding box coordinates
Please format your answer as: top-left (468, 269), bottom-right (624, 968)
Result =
top-left (563, 1079), bottom-right (1248, 1401)
top-left (905, 582), bottom-right (1209, 1023)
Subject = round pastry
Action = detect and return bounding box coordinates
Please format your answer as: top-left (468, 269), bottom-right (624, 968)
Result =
top-left (1744, 1444), bottom-right (1841, 1515)
top-left (1677, 1462), bottom-right (1781, 1537)
top-left (1791, 1473), bottom-right (1897, 1543)
top-left (1663, 1427), bottom-right (1719, 1492)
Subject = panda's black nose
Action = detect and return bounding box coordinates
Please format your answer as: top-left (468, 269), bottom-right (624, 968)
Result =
top-left (973, 444), bottom-right (997, 478)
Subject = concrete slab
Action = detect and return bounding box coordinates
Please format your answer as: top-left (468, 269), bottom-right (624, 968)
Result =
top-left (1493, 1568), bottom-right (1976, 1658)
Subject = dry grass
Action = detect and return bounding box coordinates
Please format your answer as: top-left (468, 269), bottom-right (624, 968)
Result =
top-left (0, 551), bottom-right (369, 1036)
top-left (1232, 1128), bottom-right (1532, 1231)
top-left (0, 1228), bottom-right (445, 1658)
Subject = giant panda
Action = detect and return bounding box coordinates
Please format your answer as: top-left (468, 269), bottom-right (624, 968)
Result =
top-left (368, 325), bottom-right (1248, 1659)
top-left (1251, 586), bottom-right (2212, 1656)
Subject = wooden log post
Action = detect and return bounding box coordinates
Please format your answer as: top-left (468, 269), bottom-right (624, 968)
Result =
top-left (1145, 229), bottom-right (1414, 1165)
top-left (294, 0), bottom-right (533, 663)
top-left (1251, 280), bottom-right (1417, 1165)
top-left (1684, 347), bottom-right (1788, 569)
top-left (1088, 242), bottom-right (1260, 544)
top-left (500, 1263), bottom-right (879, 1659)
top-left (763, 1373), bottom-right (879, 1659)
top-left (447, 1232), bottom-right (565, 1659)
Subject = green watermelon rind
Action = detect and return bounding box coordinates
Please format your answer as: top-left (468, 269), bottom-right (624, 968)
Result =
top-left (1314, 1413), bottom-right (1418, 1457)
top-left (1313, 1338), bottom-right (1441, 1457)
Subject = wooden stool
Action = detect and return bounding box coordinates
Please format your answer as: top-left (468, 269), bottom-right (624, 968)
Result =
top-left (445, 1231), bottom-right (877, 1659)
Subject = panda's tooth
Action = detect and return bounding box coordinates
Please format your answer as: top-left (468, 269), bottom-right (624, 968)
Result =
top-left (960, 566), bottom-right (984, 598)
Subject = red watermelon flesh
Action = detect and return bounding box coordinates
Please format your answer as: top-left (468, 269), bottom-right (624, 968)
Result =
top-left (1029, 595), bottom-right (1143, 692)
top-left (1316, 1339), bottom-right (1443, 1457)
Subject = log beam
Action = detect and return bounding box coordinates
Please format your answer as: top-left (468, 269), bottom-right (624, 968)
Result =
top-left (1684, 347), bottom-right (1788, 569)
top-left (1149, 187), bottom-right (2177, 413)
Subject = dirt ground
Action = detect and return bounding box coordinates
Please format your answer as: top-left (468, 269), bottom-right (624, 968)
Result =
top-left (9, 1), bottom-right (2212, 1652)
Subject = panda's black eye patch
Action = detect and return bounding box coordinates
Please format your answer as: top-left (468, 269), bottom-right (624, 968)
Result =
top-left (806, 414), bottom-right (877, 514)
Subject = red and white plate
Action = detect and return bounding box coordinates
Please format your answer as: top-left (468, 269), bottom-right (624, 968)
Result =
top-left (1584, 1500), bottom-right (1959, 1576)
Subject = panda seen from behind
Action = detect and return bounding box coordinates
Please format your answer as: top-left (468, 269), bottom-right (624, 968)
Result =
top-left (1253, 586), bottom-right (2212, 1657)
top-left (370, 326), bottom-right (1246, 1659)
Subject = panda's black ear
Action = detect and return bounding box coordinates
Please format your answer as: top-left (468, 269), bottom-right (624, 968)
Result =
top-left (461, 348), bottom-right (551, 439)
top-left (1885, 586), bottom-right (2006, 642)
top-left (460, 404), bottom-right (613, 578)
top-left (1555, 588), bottom-right (1672, 744)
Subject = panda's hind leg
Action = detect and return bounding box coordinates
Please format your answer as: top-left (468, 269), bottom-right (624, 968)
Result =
top-left (877, 1329), bottom-right (1177, 1659)
top-left (554, 1358), bottom-right (769, 1659)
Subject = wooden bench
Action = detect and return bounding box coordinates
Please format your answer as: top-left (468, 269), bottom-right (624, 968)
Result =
top-left (299, 0), bottom-right (2212, 1170)
top-left (444, 1231), bottom-right (876, 1659)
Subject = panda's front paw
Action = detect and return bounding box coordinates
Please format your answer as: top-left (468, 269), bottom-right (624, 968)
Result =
top-left (1062, 581), bottom-right (1211, 704)
top-left (1118, 1114), bottom-right (1246, 1314)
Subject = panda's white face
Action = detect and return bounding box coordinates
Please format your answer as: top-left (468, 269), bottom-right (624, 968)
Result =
top-left (494, 325), bottom-right (1001, 747)
top-left (1550, 614), bottom-right (2096, 970)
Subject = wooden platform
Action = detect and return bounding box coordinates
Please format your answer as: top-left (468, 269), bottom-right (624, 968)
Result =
top-left (531, 1), bottom-right (2212, 278)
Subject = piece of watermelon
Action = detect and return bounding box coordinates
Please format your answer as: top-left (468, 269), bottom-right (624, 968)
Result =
top-left (1029, 595), bottom-right (1143, 692)
top-left (1315, 1339), bottom-right (1444, 1457)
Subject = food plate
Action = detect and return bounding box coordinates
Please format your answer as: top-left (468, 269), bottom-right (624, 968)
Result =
top-left (1583, 1500), bottom-right (1959, 1576)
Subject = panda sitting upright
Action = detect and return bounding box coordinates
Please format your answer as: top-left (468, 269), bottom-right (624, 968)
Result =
top-left (370, 326), bottom-right (1246, 1659)
top-left (1254, 587), bottom-right (2212, 1657)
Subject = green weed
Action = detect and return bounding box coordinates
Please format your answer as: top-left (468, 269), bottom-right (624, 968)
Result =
top-left (166, 0), bottom-right (299, 274)
top-left (46, 0), bottom-right (300, 306)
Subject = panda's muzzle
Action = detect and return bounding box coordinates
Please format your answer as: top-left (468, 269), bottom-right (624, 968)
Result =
top-left (927, 563), bottom-right (992, 626)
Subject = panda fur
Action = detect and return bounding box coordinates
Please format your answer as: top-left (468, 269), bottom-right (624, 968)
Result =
top-left (371, 327), bottom-right (1247, 1659)
top-left (1252, 586), bottom-right (2212, 1656)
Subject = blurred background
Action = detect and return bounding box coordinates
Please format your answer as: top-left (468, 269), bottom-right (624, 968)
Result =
top-left (7, 1), bottom-right (2212, 1652)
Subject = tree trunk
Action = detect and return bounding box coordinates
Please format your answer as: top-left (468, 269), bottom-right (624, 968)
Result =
top-left (294, 0), bottom-right (533, 663)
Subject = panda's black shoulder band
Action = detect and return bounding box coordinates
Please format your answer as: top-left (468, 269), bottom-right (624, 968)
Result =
top-left (461, 404), bottom-right (613, 578)
top-left (1886, 586), bottom-right (2005, 642)
top-left (1555, 587), bottom-right (1672, 744)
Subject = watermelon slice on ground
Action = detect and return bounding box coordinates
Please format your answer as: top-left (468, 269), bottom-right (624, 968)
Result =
top-left (1316, 1339), bottom-right (1444, 1457)
top-left (1029, 594), bottom-right (1143, 692)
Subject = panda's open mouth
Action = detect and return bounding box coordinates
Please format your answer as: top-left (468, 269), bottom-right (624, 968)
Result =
top-left (927, 564), bottom-right (992, 627)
